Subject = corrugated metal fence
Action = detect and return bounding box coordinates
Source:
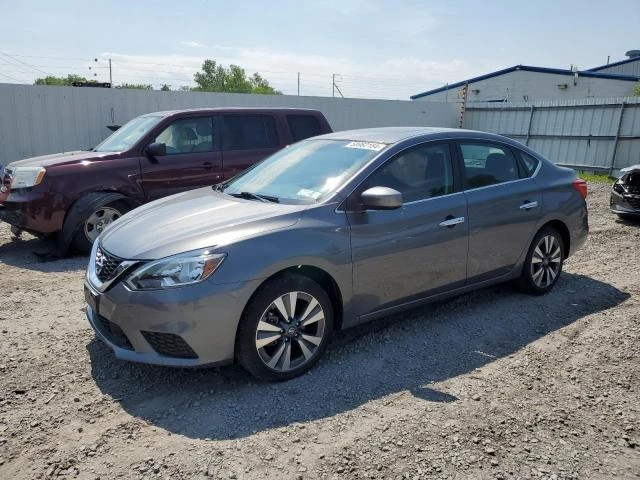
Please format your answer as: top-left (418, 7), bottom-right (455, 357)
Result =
top-left (463, 97), bottom-right (640, 172)
top-left (0, 83), bottom-right (457, 166)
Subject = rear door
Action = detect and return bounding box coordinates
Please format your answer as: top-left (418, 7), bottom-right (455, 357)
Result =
top-left (139, 116), bottom-right (223, 201)
top-left (220, 114), bottom-right (280, 180)
top-left (457, 140), bottom-right (542, 282)
top-left (347, 141), bottom-right (468, 316)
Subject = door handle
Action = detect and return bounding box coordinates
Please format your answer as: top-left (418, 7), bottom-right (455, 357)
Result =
top-left (439, 216), bottom-right (465, 228)
top-left (520, 201), bottom-right (539, 210)
top-left (203, 161), bottom-right (213, 170)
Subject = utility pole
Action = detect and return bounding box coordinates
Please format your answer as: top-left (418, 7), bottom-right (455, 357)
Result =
top-left (297, 72), bottom-right (300, 96)
top-left (92, 57), bottom-right (113, 87)
top-left (332, 74), bottom-right (343, 98)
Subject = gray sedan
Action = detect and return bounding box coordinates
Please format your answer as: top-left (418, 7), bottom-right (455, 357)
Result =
top-left (84, 127), bottom-right (588, 381)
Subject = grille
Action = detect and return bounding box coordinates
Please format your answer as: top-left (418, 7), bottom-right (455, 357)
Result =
top-left (626, 195), bottom-right (640, 209)
top-left (95, 245), bottom-right (123, 282)
top-left (625, 185), bottom-right (640, 195)
top-left (141, 331), bottom-right (198, 359)
top-left (96, 314), bottom-right (133, 350)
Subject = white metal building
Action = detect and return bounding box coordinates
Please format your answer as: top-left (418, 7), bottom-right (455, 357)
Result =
top-left (412, 54), bottom-right (640, 103)
top-left (587, 50), bottom-right (640, 77)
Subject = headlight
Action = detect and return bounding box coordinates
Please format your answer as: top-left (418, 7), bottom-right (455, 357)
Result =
top-left (612, 180), bottom-right (625, 194)
top-left (126, 250), bottom-right (225, 290)
top-left (11, 166), bottom-right (46, 188)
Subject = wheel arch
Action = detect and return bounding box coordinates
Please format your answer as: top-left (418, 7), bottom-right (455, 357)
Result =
top-left (539, 219), bottom-right (571, 259)
top-left (59, 190), bottom-right (140, 255)
top-left (238, 265), bottom-right (345, 335)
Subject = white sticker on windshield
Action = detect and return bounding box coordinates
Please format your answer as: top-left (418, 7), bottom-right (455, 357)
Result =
top-left (297, 188), bottom-right (322, 199)
top-left (345, 141), bottom-right (386, 152)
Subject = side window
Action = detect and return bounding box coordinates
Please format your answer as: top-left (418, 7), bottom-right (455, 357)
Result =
top-left (366, 143), bottom-right (454, 203)
top-left (222, 115), bottom-right (278, 150)
top-left (459, 142), bottom-right (519, 189)
top-left (152, 117), bottom-right (214, 155)
top-left (517, 151), bottom-right (540, 177)
top-left (287, 115), bottom-right (322, 142)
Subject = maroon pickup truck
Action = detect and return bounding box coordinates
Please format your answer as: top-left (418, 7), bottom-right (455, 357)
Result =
top-left (0, 108), bottom-right (332, 253)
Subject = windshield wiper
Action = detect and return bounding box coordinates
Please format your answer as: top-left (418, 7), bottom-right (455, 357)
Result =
top-left (229, 191), bottom-right (280, 203)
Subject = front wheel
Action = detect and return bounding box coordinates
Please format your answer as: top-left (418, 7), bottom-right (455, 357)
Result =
top-left (236, 274), bottom-right (333, 381)
top-left (60, 193), bottom-right (132, 255)
top-left (518, 227), bottom-right (564, 295)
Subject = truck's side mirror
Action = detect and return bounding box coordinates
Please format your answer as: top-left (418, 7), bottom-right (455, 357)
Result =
top-left (145, 142), bottom-right (166, 158)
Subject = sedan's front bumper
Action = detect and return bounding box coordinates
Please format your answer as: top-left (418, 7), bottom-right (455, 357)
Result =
top-left (610, 190), bottom-right (640, 216)
top-left (84, 275), bottom-right (262, 367)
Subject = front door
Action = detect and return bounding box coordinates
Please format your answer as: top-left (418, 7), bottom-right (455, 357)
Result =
top-left (140, 116), bottom-right (223, 201)
top-left (347, 142), bottom-right (468, 317)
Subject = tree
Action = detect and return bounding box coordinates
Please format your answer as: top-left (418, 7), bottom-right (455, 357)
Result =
top-left (634, 83), bottom-right (640, 96)
top-left (34, 74), bottom-right (88, 86)
top-left (160, 84), bottom-right (171, 91)
top-left (116, 83), bottom-right (153, 90)
top-left (193, 60), bottom-right (281, 94)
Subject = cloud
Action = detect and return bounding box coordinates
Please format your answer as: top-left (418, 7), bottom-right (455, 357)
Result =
top-left (180, 41), bottom-right (205, 48)
top-left (100, 47), bottom-right (474, 99)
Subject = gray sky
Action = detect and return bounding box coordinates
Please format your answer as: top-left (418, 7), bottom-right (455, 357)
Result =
top-left (0, 0), bottom-right (637, 99)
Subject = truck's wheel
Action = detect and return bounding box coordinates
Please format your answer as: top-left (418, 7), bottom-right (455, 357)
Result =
top-left (60, 193), bottom-right (132, 255)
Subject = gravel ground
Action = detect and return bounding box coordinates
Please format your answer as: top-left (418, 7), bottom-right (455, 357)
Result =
top-left (0, 182), bottom-right (638, 480)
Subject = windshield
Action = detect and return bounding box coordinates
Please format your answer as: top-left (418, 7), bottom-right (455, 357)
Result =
top-left (93, 115), bottom-right (163, 152)
top-left (222, 139), bottom-right (387, 204)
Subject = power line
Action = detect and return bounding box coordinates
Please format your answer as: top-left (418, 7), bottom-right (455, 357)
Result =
top-left (0, 71), bottom-right (26, 82)
top-left (0, 52), bottom-right (50, 75)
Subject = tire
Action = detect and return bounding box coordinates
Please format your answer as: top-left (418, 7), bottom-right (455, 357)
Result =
top-left (236, 274), bottom-right (333, 381)
top-left (60, 193), bottom-right (132, 255)
top-left (517, 226), bottom-right (564, 295)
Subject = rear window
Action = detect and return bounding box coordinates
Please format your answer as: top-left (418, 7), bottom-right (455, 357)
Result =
top-left (287, 115), bottom-right (322, 142)
top-left (517, 151), bottom-right (540, 177)
top-left (222, 115), bottom-right (279, 150)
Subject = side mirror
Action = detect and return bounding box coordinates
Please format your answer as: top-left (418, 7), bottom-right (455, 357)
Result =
top-left (145, 142), bottom-right (166, 157)
top-left (360, 186), bottom-right (403, 210)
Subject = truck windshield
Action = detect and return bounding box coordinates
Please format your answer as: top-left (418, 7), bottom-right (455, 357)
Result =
top-left (93, 115), bottom-right (163, 152)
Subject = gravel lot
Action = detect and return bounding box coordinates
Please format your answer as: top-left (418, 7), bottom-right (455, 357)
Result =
top-left (0, 182), bottom-right (638, 480)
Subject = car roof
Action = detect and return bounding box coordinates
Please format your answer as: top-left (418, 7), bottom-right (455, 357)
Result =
top-left (142, 107), bottom-right (323, 117)
top-left (314, 126), bottom-right (504, 144)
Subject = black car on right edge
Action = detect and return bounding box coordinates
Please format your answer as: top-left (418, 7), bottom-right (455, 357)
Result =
top-left (611, 165), bottom-right (640, 218)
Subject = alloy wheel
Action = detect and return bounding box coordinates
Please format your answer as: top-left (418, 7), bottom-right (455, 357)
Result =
top-left (84, 206), bottom-right (122, 243)
top-left (530, 234), bottom-right (562, 288)
top-left (255, 291), bottom-right (326, 372)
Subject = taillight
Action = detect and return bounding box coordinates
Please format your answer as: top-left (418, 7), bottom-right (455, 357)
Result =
top-left (572, 179), bottom-right (588, 199)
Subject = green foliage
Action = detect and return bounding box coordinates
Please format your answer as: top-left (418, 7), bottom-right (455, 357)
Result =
top-left (193, 60), bottom-right (281, 94)
top-left (116, 83), bottom-right (153, 90)
top-left (160, 84), bottom-right (171, 91)
top-left (634, 82), bottom-right (640, 96)
top-left (34, 74), bottom-right (88, 86)
top-left (579, 172), bottom-right (614, 184)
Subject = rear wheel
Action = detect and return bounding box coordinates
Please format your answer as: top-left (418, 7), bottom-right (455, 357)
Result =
top-left (518, 227), bottom-right (564, 295)
top-left (236, 274), bottom-right (333, 381)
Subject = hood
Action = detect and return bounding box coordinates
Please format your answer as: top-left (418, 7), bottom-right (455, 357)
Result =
top-left (100, 187), bottom-right (308, 259)
top-left (620, 164), bottom-right (640, 174)
top-left (7, 151), bottom-right (122, 169)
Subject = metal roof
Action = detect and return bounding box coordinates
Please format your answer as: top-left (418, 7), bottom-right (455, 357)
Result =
top-left (587, 56), bottom-right (640, 72)
top-left (410, 65), bottom-right (640, 100)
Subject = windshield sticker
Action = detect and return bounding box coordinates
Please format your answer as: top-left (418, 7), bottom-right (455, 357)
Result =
top-left (345, 141), bottom-right (386, 152)
top-left (297, 188), bottom-right (322, 200)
